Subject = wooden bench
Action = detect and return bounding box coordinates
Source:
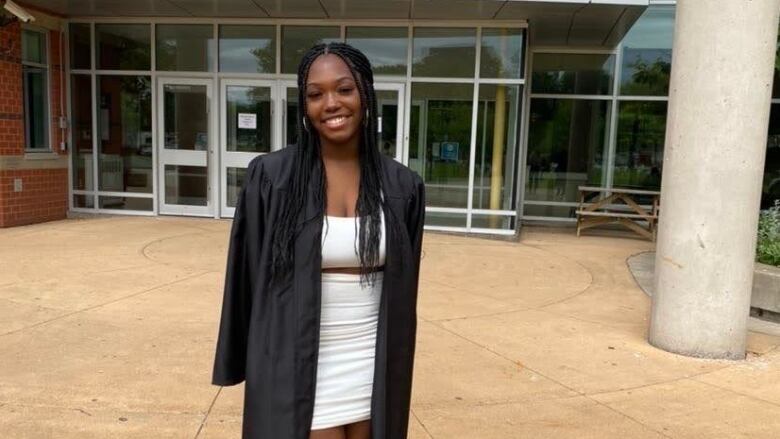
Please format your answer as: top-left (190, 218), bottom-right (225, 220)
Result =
top-left (576, 186), bottom-right (661, 241)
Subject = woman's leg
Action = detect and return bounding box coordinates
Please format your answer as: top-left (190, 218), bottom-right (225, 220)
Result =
top-left (310, 426), bottom-right (346, 439)
top-left (344, 420), bottom-right (371, 439)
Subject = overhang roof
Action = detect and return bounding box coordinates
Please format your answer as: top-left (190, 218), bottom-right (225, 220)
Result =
top-left (20, 0), bottom-right (648, 47)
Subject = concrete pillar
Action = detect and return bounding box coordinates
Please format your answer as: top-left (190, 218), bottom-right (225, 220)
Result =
top-left (648, 0), bottom-right (780, 359)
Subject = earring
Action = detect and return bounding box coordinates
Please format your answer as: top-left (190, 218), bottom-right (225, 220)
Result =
top-left (302, 116), bottom-right (310, 132)
top-left (363, 108), bottom-right (369, 127)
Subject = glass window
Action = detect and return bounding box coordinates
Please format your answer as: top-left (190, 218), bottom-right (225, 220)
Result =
top-left (73, 194), bottom-right (94, 208)
top-left (163, 84), bottom-right (208, 151)
top-left (774, 36), bottom-right (780, 98)
top-left (22, 29), bottom-right (49, 151)
top-left (471, 213), bottom-right (515, 231)
top-left (532, 53), bottom-right (615, 95)
top-left (480, 28), bottom-right (524, 79)
top-left (71, 75), bottom-right (93, 190)
top-left (614, 101), bottom-right (667, 190)
top-left (227, 167), bottom-right (247, 208)
top-left (23, 66), bottom-right (48, 150)
top-left (376, 89), bottom-right (400, 158)
top-left (619, 6), bottom-right (675, 96)
top-left (22, 28), bottom-right (46, 64)
top-left (219, 25), bottom-right (275, 73)
top-left (97, 76), bottom-right (153, 194)
top-left (763, 104), bottom-right (780, 208)
top-left (99, 196), bottom-right (153, 211)
top-left (226, 85), bottom-right (272, 153)
top-left (156, 24), bottom-right (214, 72)
top-left (473, 84), bottom-right (522, 211)
top-left (346, 27), bottom-right (408, 75)
top-left (281, 26), bottom-right (340, 74)
top-left (96, 24), bottom-right (151, 71)
top-left (285, 86), bottom-right (299, 147)
top-left (409, 83), bottom-right (474, 208)
top-left (164, 165), bottom-right (208, 206)
top-left (426, 211), bottom-right (468, 228)
top-left (412, 27), bottom-right (476, 78)
top-left (69, 23), bottom-right (91, 70)
top-left (525, 99), bottom-right (610, 209)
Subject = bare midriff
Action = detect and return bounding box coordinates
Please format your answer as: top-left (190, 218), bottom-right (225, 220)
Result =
top-left (321, 266), bottom-right (384, 275)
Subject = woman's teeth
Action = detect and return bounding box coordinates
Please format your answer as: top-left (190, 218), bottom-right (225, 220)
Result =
top-left (325, 116), bottom-right (347, 127)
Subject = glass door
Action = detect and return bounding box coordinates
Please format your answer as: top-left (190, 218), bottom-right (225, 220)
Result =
top-left (280, 80), bottom-right (299, 150)
top-left (374, 83), bottom-right (405, 163)
top-left (157, 78), bottom-right (214, 216)
top-left (220, 79), bottom-right (277, 217)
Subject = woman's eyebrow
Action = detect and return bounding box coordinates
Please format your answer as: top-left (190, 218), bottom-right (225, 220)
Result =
top-left (306, 76), bottom-right (355, 88)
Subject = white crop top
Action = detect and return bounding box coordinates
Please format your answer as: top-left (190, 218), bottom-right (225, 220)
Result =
top-left (321, 210), bottom-right (386, 269)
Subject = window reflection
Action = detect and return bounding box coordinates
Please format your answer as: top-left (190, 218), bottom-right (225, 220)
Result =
top-left (526, 99), bottom-right (609, 209)
top-left (97, 75), bottom-right (152, 193)
top-left (763, 104), bottom-right (780, 208)
top-left (409, 83), bottom-right (473, 208)
top-left (219, 25), bottom-right (275, 73)
top-left (156, 24), bottom-right (214, 72)
top-left (69, 23), bottom-right (91, 70)
top-left (619, 6), bottom-right (675, 96)
top-left (346, 27), bottom-right (408, 75)
top-left (226, 85), bottom-right (271, 153)
top-left (412, 27), bottom-right (476, 78)
top-left (71, 75), bottom-right (92, 190)
top-left (473, 84), bottom-right (522, 211)
top-left (614, 101), bottom-right (667, 190)
top-left (480, 28), bottom-right (524, 79)
top-left (376, 89), bottom-right (399, 159)
top-left (281, 26), bottom-right (340, 74)
top-left (532, 53), bottom-right (614, 95)
top-left (96, 24), bottom-right (150, 71)
top-left (227, 167), bottom-right (247, 208)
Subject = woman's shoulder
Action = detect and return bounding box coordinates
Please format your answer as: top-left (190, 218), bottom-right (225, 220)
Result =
top-left (246, 146), bottom-right (300, 189)
top-left (379, 155), bottom-right (424, 200)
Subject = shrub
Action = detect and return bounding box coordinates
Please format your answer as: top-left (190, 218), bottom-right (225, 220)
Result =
top-left (757, 200), bottom-right (780, 267)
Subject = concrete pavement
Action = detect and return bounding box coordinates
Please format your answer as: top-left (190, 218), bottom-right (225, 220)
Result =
top-left (1, 217), bottom-right (779, 438)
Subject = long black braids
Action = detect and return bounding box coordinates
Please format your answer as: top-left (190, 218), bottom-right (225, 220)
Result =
top-left (270, 42), bottom-right (385, 286)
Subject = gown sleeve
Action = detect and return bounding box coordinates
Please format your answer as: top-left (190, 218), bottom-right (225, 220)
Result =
top-left (407, 173), bottom-right (426, 290)
top-left (212, 157), bottom-right (264, 386)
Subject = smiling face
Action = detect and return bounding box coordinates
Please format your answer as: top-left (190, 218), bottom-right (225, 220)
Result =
top-left (304, 54), bottom-right (364, 148)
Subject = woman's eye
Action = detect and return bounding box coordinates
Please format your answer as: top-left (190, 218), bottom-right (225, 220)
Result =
top-left (307, 92), bottom-right (321, 99)
top-left (339, 87), bottom-right (354, 94)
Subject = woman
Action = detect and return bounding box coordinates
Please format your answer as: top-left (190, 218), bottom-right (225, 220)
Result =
top-left (212, 42), bottom-right (426, 439)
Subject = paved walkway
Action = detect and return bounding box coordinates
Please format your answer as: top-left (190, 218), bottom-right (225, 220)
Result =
top-left (1, 217), bottom-right (779, 438)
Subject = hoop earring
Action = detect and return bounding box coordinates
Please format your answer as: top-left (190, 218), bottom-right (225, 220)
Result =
top-left (363, 108), bottom-right (369, 127)
top-left (302, 117), bottom-right (310, 132)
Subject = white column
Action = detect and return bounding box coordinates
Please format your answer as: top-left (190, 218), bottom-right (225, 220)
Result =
top-left (648, 0), bottom-right (780, 359)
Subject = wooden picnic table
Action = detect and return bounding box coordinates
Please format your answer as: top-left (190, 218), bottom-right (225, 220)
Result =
top-left (576, 186), bottom-right (661, 241)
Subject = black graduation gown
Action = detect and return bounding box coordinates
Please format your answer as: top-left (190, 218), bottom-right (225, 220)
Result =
top-left (212, 145), bottom-right (425, 439)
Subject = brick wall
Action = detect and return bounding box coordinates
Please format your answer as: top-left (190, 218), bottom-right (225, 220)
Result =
top-left (0, 21), bottom-right (23, 156)
top-left (0, 20), bottom-right (69, 228)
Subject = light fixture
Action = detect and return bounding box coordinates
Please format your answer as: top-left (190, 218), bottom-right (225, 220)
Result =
top-left (3, 0), bottom-right (35, 23)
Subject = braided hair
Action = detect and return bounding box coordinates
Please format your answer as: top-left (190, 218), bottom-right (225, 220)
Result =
top-left (270, 42), bottom-right (384, 286)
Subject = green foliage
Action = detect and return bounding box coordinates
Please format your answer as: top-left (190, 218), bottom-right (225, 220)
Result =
top-left (757, 200), bottom-right (780, 267)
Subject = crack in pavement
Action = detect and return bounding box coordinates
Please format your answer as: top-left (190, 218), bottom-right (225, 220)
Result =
top-left (0, 270), bottom-right (211, 338)
top-left (194, 387), bottom-right (222, 439)
top-left (428, 320), bottom-right (674, 439)
top-left (410, 408), bottom-right (434, 439)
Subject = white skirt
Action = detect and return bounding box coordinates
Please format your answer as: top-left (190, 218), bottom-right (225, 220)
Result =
top-left (311, 272), bottom-right (383, 430)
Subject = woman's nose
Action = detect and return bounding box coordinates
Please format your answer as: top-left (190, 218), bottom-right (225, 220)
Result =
top-left (324, 92), bottom-right (340, 110)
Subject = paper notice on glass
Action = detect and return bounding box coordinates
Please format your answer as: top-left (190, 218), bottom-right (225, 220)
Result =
top-left (238, 113), bottom-right (257, 129)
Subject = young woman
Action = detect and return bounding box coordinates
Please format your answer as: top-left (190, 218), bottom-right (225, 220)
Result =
top-left (212, 43), bottom-right (426, 439)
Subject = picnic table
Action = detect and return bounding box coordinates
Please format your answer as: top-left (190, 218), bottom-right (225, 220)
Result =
top-left (576, 186), bottom-right (661, 241)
